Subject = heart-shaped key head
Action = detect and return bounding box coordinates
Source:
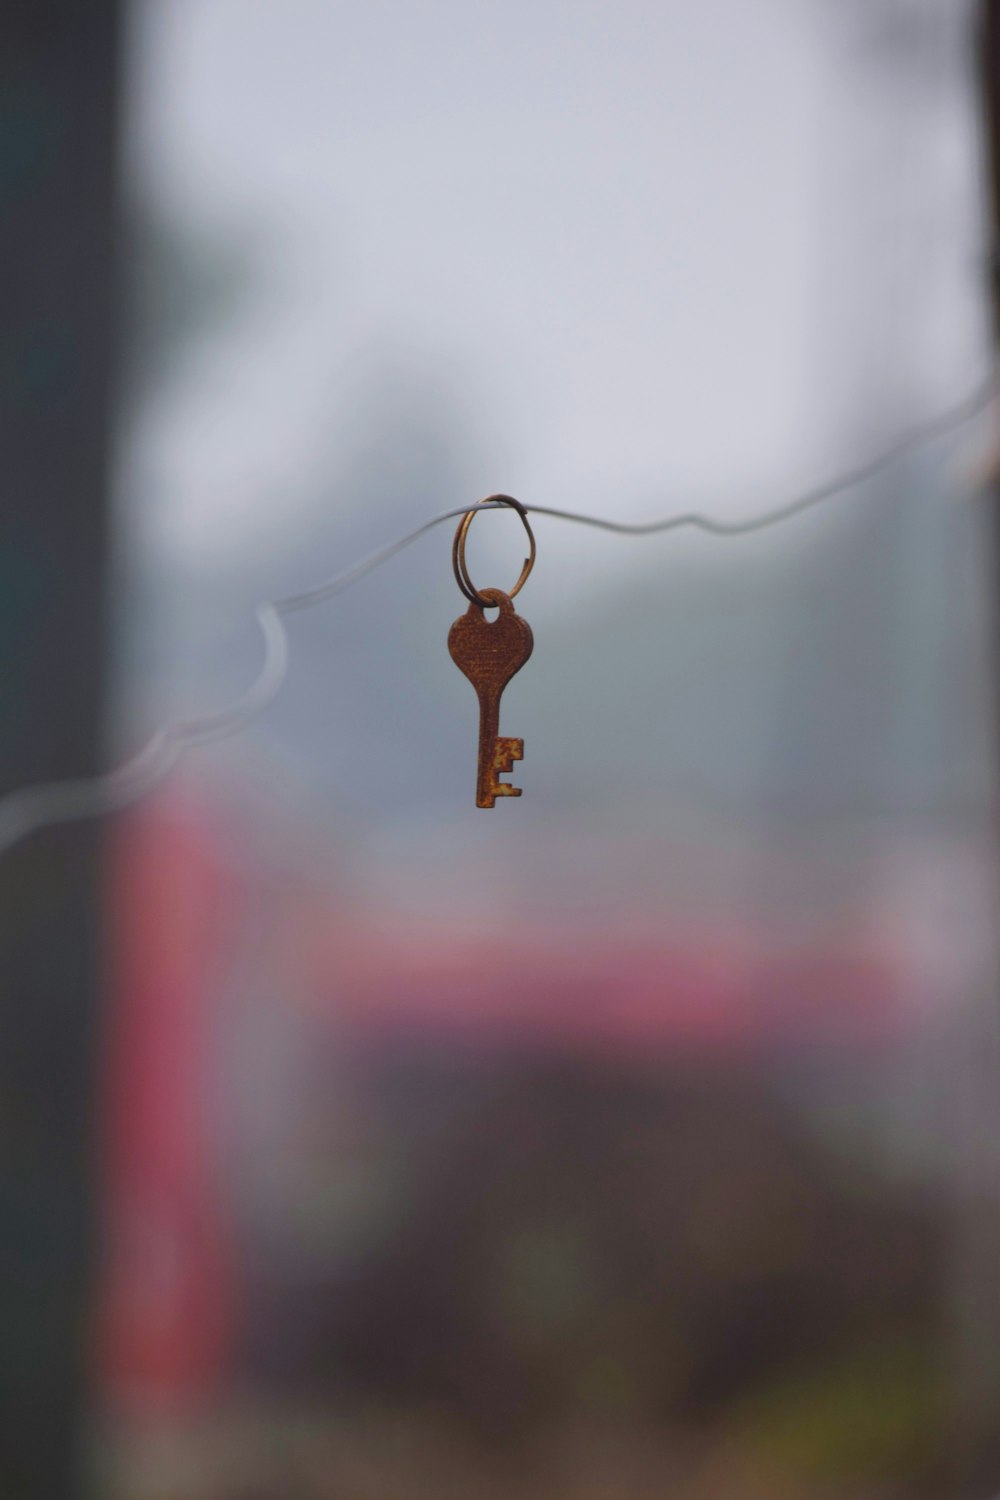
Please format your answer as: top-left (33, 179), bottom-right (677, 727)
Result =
top-left (448, 587), bottom-right (533, 693)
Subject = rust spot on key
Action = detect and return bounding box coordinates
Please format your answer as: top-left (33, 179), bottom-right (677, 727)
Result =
top-left (448, 586), bottom-right (533, 808)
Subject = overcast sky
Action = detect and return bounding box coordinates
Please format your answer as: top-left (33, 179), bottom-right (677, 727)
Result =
top-left (121, 0), bottom-right (988, 592)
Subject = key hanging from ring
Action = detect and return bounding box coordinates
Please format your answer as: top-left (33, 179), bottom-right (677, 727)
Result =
top-left (447, 495), bottom-right (535, 809)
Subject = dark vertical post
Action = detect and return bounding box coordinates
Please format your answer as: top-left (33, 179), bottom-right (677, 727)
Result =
top-left (0, 4), bottom-right (121, 1496)
top-left (957, 7), bottom-right (1000, 1496)
top-left (983, 3), bottom-right (1000, 350)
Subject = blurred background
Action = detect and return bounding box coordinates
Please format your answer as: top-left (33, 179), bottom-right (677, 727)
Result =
top-left (4, 0), bottom-right (1000, 1495)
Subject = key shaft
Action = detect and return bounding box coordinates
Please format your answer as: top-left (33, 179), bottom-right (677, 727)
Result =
top-left (474, 686), bottom-right (524, 807)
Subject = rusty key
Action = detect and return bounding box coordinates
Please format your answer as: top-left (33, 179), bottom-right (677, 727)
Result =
top-left (448, 586), bottom-right (534, 808)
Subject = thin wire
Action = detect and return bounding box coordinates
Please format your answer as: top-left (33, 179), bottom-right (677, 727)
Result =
top-left (0, 369), bottom-right (994, 857)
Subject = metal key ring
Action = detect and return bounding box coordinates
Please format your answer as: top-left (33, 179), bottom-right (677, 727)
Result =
top-left (452, 494), bottom-right (536, 607)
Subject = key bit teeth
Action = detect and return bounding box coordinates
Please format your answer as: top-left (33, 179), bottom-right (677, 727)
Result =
top-left (493, 736), bottom-right (524, 772)
top-left (490, 782), bottom-right (522, 799)
top-left (486, 737), bottom-right (524, 801)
